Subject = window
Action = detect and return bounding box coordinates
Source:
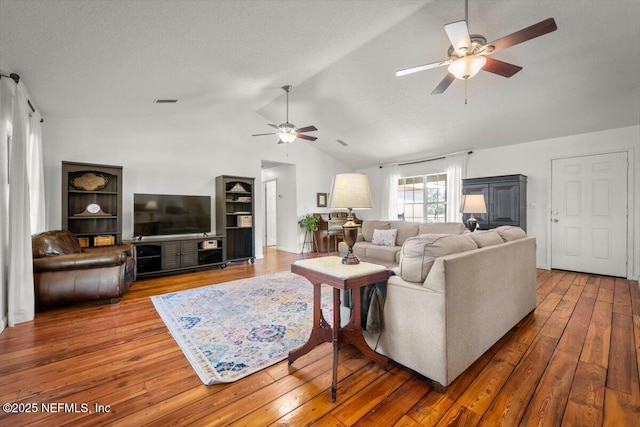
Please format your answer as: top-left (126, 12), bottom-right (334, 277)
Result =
top-left (397, 173), bottom-right (446, 222)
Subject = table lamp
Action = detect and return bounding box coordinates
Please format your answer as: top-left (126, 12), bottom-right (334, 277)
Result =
top-left (329, 173), bottom-right (373, 264)
top-left (459, 194), bottom-right (487, 232)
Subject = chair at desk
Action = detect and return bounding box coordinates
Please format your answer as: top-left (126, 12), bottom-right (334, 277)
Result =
top-left (313, 212), bottom-right (361, 252)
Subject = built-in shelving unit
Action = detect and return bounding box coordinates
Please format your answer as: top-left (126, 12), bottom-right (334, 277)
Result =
top-left (62, 161), bottom-right (123, 247)
top-left (215, 175), bottom-right (255, 263)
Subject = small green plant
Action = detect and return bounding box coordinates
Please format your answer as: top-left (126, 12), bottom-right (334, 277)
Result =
top-left (298, 214), bottom-right (320, 232)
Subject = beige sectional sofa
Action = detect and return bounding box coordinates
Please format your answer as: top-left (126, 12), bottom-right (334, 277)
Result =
top-left (341, 222), bottom-right (537, 391)
top-left (338, 220), bottom-right (466, 267)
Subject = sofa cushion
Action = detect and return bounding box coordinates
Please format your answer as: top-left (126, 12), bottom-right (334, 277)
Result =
top-left (361, 221), bottom-right (391, 242)
top-left (418, 222), bottom-right (465, 235)
top-left (469, 230), bottom-right (504, 248)
top-left (399, 234), bottom-right (478, 283)
top-left (390, 221), bottom-right (420, 245)
top-left (495, 226), bottom-right (527, 241)
top-left (366, 244), bottom-right (400, 263)
top-left (372, 229), bottom-right (397, 246)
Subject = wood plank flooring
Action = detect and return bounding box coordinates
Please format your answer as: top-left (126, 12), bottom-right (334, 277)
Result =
top-left (1, 247), bottom-right (639, 426)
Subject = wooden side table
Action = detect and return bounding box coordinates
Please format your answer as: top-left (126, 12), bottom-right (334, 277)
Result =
top-left (289, 256), bottom-right (390, 401)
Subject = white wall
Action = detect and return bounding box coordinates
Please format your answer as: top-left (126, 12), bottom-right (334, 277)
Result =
top-left (466, 125), bottom-right (639, 279)
top-left (42, 110), bottom-right (352, 259)
top-left (360, 125), bottom-right (640, 279)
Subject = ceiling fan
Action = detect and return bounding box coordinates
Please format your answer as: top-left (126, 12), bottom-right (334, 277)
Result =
top-left (396, 0), bottom-right (557, 95)
top-left (252, 85), bottom-right (318, 144)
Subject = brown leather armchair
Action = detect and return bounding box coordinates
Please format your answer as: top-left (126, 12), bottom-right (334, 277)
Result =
top-left (32, 230), bottom-right (136, 311)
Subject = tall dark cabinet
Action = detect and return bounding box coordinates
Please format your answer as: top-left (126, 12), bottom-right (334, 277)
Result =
top-left (462, 174), bottom-right (527, 231)
top-left (62, 161), bottom-right (123, 246)
top-left (216, 175), bottom-right (256, 263)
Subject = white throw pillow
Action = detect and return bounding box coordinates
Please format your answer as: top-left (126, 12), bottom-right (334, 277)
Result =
top-left (371, 228), bottom-right (397, 246)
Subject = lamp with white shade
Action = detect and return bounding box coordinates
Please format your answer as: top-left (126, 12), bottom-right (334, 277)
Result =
top-left (329, 173), bottom-right (373, 264)
top-left (459, 194), bottom-right (487, 232)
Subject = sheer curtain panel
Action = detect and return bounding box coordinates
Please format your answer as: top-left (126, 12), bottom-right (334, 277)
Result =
top-left (445, 153), bottom-right (468, 223)
top-left (28, 111), bottom-right (45, 234)
top-left (380, 165), bottom-right (399, 220)
top-left (2, 78), bottom-right (39, 327)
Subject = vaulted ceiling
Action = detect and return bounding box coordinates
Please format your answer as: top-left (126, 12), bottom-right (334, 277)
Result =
top-left (1, 0), bottom-right (639, 169)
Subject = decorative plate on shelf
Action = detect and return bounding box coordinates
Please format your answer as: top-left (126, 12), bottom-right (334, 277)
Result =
top-left (228, 183), bottom-right (248, 193)
top-left (70, 172), bottom-right (109, 191)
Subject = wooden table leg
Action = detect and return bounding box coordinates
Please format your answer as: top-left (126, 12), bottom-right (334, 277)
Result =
top-left (288, 282), bottom-right (331, 364)
top-left (331, 287), bottom-right (340, 401)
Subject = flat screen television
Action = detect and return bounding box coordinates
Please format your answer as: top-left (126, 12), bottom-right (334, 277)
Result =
top-left (133, 193), bottom-right (211, 237)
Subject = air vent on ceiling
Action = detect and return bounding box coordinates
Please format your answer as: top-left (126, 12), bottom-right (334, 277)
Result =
top-left (154, 99), bottom-right (178, 104)
top-left (336, 139), bottom-right (348, 146)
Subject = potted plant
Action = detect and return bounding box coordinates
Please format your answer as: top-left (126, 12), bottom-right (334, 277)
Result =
top-left (298, 214), bottom-right (320, 232)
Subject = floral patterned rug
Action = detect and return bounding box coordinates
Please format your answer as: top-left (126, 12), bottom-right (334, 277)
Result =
top-left (151, 271), bottom-right (332, 384)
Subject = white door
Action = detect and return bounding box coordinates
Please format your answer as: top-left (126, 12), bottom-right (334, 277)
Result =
top-left (264, 180), bottom-right (277, 246)
top-left (551, 152), bottom-right (627, 277)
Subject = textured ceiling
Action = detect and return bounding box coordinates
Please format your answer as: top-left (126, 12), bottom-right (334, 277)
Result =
top-left (1, 0), bottom-right (639, 169)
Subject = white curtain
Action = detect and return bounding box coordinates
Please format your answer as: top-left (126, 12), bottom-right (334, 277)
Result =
top-left (28, 112), bottom-right (45, 233)
top-left (0, 80), bottom-right (11, 332)
top-left (4, 79), bottom-right (38, 326)
top-left (446, 152), bottom-right (468, 222)
top-left (380, 165), bottom-right (399, 220)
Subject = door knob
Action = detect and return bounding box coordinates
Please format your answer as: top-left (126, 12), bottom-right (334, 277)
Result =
top-left (552, 219), bottom-right (559, 222)
top-left (552, 211), bottom-right (559, 215)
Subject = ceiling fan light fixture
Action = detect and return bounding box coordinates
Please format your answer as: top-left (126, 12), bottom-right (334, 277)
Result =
top-left (278, 130), bottom-right (297, 144)
top-left (448, 55), bottom-right (487, 80)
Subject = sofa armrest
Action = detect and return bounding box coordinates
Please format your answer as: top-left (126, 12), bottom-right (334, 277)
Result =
top-left (33, 251), bottom-right (127, 272)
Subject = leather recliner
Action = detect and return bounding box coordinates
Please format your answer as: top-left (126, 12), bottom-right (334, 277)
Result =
top-left (32, 230), bottom-right (136, 311)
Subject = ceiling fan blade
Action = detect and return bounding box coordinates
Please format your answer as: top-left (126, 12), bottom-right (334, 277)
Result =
top-left (267, 123), bottom-right (280, 129)
top-left (295, 125), bottom-right (317, 133)
top-left (444, 20), bottom-right (472, 54)
top-left (252, 132), bottom-right (277, 137)
top-left (485, 18), bottom-right (557, 54)
top-left (431, 73), bottom-right (456, 95)
top-left (296, 134), bottom-right (317, 142)
top-left (482, 57), bottom-right (522, 77)
top-left (396, 59), bottom-right (452, 77)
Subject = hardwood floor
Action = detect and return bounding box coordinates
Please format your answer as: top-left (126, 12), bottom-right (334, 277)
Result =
top-left (1, 247), bottom-right (639, 426)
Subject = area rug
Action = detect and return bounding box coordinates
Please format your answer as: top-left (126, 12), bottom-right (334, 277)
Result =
top-left (151, 271), bottom-right (332, 385)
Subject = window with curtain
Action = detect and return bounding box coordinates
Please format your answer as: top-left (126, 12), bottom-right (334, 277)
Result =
top-left (397, 173), bottom-right (447, 222)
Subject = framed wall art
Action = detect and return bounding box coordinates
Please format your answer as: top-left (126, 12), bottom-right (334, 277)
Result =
top-left (317, 192), bottom-right (327, 208)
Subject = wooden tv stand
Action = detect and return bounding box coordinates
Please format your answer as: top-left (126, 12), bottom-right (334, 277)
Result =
top-left (127, 234), bottom-right (226, 277)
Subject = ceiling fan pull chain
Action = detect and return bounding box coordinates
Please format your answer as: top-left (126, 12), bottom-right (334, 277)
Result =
top-left (465, 78), bottom-right (468, 105)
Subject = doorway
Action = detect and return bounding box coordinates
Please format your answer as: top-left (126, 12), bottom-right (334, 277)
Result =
top-left (264, 180), bottom-right (277, 247)
top-left (550, 151), bottom-right (628, 277)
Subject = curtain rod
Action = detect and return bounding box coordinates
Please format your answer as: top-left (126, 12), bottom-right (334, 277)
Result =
top-left (0, 72), bottom-right (44, 122)
top-left (379, 150), bottom-right (473, 168)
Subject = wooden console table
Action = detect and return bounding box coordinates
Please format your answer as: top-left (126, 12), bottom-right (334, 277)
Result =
top-left (289, 256), bottom-right (390, 401)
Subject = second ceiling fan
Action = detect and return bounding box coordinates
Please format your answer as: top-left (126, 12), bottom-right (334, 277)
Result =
top-left (396, 0), bottom-right (557, 95)
top-left (252, 85), bottom-right (318, 144)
